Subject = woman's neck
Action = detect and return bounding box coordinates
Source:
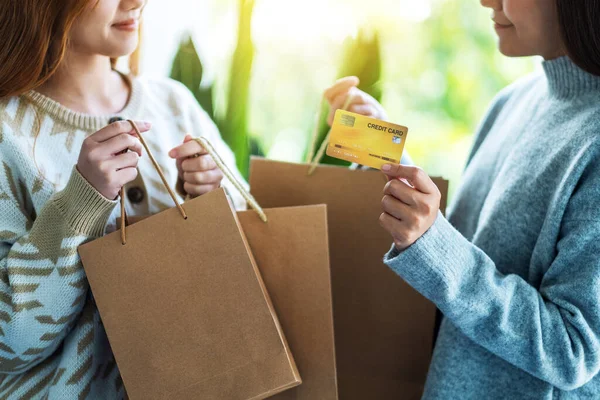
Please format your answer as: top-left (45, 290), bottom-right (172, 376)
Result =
top-left (36, 52), bottom-right (130, 116)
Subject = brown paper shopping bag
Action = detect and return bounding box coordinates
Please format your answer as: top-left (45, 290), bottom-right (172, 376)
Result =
top-left (78, 122), bottom-right (301, 400)
top-left (238, 205), bottom-right (338, 400)
top-left (249, 157), bottom-right (449, 400)
top-left (122, 203), bottom-right (339, 399)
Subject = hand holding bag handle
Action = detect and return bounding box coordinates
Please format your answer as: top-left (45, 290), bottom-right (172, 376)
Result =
top-left (119, 119), bottom-right (267, 245)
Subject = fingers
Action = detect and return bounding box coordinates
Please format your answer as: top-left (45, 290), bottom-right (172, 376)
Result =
top-left (171, 135), bottom-right (224, 198)
top-left (378, 212), bottom-right (407, 246)
top-left (176, 155), bottom-right (184, 179)
top-left (331, 87), bottom-right (365, 109)
top-left (382, 168), bottom-right (441, 229)
top-left (380, 165), bottom-right (441, 251)
top-left (348, 104), bottom-right (379, 118)
top-left (183, 169), bottom-right (223, 185)
top-left (109, 151), bottom-right (140, 171)
top-left (115, 167), bottom-right (139, 188)
top-left (379, 211), bottom-right (402, 231)
top-left (324, 76), bottom-right (360, 103)
top-left (175, 134), bottom-right (196, 177)
top-left (169, 139), bottom-right (208, 159)
top-left (384, 179), bottom-right (425, 206)
top-left (326, 87), bottom-right (384, 125)
top-left (103, 133), bottom-right (143, 157)
top-left (76, 121), bottom-right (149, 200)
top-left (381, 164), bottom-right (439, 195)
top-left (327, 88), bottom-right (360, 125)
top-left (181, 154), bottom-right (217, 172)
top-left (324, 77), bottom-right (388, 126)
top-left (381, 194), bottom-right (415, 222)
top-left (91, 120), bottom-right (151, 143)
top-left (183, 182), bottom-right (220, 197)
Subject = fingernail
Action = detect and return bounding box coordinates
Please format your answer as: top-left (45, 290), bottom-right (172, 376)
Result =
top-left (143, 122), bottom-right (152, 129)
top-left (168, 149), bottom-right (176, 158)
top-left (382, 164), bottom-right (391, 171)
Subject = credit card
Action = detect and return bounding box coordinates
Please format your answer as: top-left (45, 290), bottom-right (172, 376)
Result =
top-left (326, 110), bottom-right (408, 170)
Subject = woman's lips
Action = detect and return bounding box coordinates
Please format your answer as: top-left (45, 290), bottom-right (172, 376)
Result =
top-left (494, 21), bottom-right (514, 31)
top-left (112, 19), bottom-right (138, 32)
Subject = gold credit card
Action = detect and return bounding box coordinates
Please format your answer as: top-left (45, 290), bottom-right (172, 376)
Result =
top-left (326, 110), bottom-right (408, 170)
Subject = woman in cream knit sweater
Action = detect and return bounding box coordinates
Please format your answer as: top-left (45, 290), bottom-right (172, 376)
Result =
top-left (0, 0), bottom-right (246, 398)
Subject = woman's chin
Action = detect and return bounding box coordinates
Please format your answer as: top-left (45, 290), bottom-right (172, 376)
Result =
top-left (106, 43), bottom-right (139, 60)
top-left (498, 41), bottom-right (535, 58)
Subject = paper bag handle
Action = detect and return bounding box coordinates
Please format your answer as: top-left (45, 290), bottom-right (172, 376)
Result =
top-left (120, 120), bottom-right (187, 244)
top-left (306, 94), bottom-right (354, 176)
top-left (119, 120), bottom-right (267, 245)
top-left (192, 136), bottom-right (267, 223)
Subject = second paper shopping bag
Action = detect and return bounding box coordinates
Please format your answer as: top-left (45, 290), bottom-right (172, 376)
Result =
top-left (238, 205), bottom-right (337, 399)
top-left (249, 157), bottom-right (449, 400)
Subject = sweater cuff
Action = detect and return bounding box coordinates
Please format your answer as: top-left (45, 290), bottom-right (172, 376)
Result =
top-left (52, 167), bottom-right (118, 237)
top-left (383, 212), bottom-right (467, 302)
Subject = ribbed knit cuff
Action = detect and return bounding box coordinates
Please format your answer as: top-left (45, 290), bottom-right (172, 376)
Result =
top-left (52, 167), bottom-right (118, 237)
top-left (383, 212), bottom-right (462, 302)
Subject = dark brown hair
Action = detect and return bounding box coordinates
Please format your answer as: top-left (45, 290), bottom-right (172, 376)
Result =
top-left (557, 0), bottom-right (600, 76)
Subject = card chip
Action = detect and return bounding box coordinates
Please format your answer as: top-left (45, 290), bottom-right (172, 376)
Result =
top-left (340, 114), bottom-right (356, 127)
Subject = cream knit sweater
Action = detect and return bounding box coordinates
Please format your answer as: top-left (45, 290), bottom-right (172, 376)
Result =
top-left (0, 74), bottom-right (247, 399)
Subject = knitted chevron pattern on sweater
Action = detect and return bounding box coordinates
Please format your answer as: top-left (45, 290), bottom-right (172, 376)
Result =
top-left (0, 74), bottom-right (247, 399)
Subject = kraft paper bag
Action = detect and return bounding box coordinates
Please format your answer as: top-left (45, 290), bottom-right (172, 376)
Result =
top-left (123, 204), bottom-right (339, 400)
top-left (238, 205), bottom-right (338, 399)
top-left (78, 123), bottom-right (301, 400)
top-left (249, 157), bottom-right (449, 400)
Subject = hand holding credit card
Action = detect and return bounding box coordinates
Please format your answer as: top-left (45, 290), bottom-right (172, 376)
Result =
top-left (326, 110), bottom-right (408, 170)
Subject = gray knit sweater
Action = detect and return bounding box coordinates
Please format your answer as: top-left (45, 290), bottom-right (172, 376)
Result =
top-left (385, 57), bottom-right (600, 399)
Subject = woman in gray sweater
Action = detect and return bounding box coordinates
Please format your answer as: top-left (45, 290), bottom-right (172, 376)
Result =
top-left (327, 0), bottom-right (600, 398)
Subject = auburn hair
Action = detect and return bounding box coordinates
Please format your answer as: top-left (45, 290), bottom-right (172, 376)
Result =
top-left (0, 0), bottom-right (141, 99)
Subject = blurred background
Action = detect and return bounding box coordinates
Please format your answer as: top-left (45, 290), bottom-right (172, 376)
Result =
top-left (139, 0), bottom-right (537, 200)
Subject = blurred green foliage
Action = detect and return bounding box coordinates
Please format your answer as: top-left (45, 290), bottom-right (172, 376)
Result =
top-left (171, 0), bottom-right (535, 198)
top-left (171, 0), bottom-right (256, 178)
top-left (220, 0), bottom-right (255, 177)
top-left (170, 35), bottom-right (215, 118)
top-left (309, 29), bottom-right (383, 167)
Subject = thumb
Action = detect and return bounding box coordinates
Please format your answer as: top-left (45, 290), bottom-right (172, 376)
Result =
top-left (169, 134), bottom-right (194, 159)
top-left (382, 164), bottom-right (434, 194)
top-left (174, 136), bottom-right (194, 177)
